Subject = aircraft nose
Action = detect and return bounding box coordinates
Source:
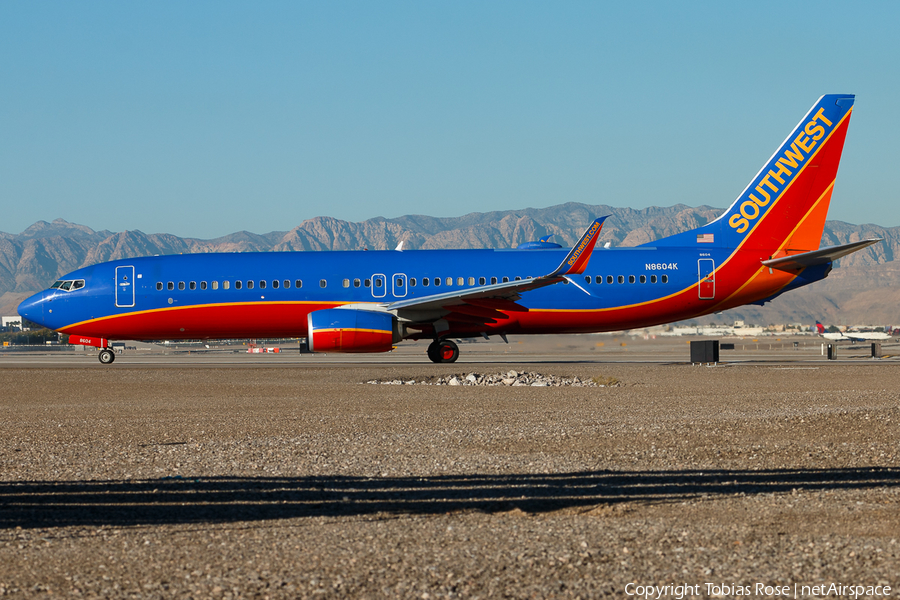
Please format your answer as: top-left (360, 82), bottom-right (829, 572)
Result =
top-left (17, 291), bottom-right (48, 327)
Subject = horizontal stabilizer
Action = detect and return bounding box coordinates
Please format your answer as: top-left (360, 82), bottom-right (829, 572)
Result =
top-left (761, 239), bottom-right (881, 272)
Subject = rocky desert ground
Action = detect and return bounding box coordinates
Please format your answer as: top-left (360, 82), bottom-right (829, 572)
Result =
top-left (1, 340), bottom-right (898, 598)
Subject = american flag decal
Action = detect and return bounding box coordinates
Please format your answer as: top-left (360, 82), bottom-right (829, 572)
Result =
top-left (697, 233), bottom-right (714, 243)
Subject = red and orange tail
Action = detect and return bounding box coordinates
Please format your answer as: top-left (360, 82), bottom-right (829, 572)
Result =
top-left (736, 94), bottom-right (853, 255)
top-left (656, 94), bottom-right (854, 256)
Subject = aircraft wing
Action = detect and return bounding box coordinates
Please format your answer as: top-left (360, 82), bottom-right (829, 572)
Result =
top-left (762, 239), bottom-right (881, 272)
top-left (383, 217), bottom-right (607, 317)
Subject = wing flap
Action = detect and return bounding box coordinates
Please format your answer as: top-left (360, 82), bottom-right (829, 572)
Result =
top-left (443, 304), bottom-right (509, 320)
top-left (465, 298), bottom-right (528, 312)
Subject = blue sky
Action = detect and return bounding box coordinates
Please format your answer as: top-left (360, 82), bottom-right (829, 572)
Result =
top-left (2, 1), bottom-right (898, 238)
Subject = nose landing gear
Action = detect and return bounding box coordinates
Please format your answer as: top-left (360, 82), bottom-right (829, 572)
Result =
top-left (427, 339), bottom-right (459, 363)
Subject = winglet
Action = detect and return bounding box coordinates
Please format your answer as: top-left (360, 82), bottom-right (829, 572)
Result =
top-left (550, 217), bottom-right (608, 276)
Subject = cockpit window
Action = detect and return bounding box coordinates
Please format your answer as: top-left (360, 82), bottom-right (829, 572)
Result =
top-left (50, 279), bottom-right (85, 292)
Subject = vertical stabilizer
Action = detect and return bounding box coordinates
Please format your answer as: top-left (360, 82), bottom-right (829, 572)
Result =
top-left (654, 94), bottom-right (854, 253)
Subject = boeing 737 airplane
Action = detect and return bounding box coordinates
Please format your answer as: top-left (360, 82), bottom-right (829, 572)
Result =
top-left (18, 94), bottom-right (881, 364)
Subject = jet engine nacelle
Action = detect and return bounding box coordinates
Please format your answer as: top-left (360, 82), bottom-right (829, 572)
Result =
top-left (307, 308), bottom-right (399, 353)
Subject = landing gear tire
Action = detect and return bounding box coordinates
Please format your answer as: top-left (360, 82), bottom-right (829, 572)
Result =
top-left (427, 339), bottom-right (459, 364)
top-left (98, 349), bottom-right (115, 364)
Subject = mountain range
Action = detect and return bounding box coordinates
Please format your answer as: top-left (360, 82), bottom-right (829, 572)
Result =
top-left (2, 202), bottom-right (898, 326)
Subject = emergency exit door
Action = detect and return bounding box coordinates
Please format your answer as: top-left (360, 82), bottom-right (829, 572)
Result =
top-left (370, 273), bottom-right (386, 298)
top-left (698, 259), bottom-right (715, 300)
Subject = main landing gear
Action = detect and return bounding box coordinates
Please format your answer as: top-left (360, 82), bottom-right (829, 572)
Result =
top-left (427, 339), bottom-right (459, 364)
top-left (98, 348), bottom-right (116, 364)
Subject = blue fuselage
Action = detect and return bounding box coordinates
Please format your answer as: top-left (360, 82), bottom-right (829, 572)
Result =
top-left (19, 244), bottom-right (751, 341)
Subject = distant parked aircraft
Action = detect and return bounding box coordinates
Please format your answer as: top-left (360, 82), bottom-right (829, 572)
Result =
top-left (19, 94), bottom-right (881, 364)
top-left (815, 321), bottom-right (890, 342)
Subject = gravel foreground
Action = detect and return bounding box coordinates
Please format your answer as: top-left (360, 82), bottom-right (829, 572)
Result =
top-left (1, 360), bottom-right (898, 599)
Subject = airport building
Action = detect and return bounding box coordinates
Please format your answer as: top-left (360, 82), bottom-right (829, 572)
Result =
top-left (1, 316), bottom-right (22, 330)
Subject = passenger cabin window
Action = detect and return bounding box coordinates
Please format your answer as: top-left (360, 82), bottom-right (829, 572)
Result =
top-left (585, 276), bottom-right (591, 284)
top-left (283, 280), bottom-right (290, 288)
top-left (479, 277), bottom-right (486, 285)
top-left (374, 278), bottom-right (382, 288)
top-left (353, 279), bottom-right (361, 288)
top-left (200, 281), bottom-right (207, 290)
top-left (491, 277), bottom-right (497, 284)
top-left (628, 275), bottom-right (635, 284)
top-left (640, 275), bottom-right (646, 283)
top-left (364, 278), bottom-right (371, 287)
top-left (662, 275), bottom-right (668, 283)
top-left (189, 281), bottom-right (196, 290)
top-left (295, 280), bottom-right (302, 288)
top-left (259, 280), bottom-right (266, 289)
top-left (320, 279), bottom-right (327, 288)
top-left (272, 280), bottom-right (278, 289)
top-left (247, 280), bottom-right (254, 289)
top-left (650, 275), bottom-right (657, 283)
top-left (409, 278), bottom-right (416, 287)
top-left (235, 281), bottom-right (242, 290)
top-left (422, 278), bottom-right (429, 287)
top-left (617, 276), bottom-right (625, 284)
top-left (514, 276), bottom-right (522, 281)
top-left (343, 279), bottom-right (350, 288)
top-left (178, 282), bottom-right (185, 290)
top-left (223, 281), bottom-right (230, 290)
top-left (595, 276), bottom-right (603, 284)
top-left (434, 277), bottom-right (441, 286)
top-left (502, 276), bottom-right (509, 283)
top-left (212, 281), bottom-right (219, 290)
top-left (607, 275), bottom-right (614, 284)
top-left (446, 277), bottom-right (453, 286)
top-left (468, 277), bottom-right (475, 286)
top-left (156, 282), bottom-right (163, 291)
top-left (168, 282), bottom-right (174, 290)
